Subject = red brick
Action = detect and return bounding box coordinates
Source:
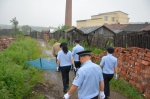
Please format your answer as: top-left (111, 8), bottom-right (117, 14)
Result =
top-left (121, 70), bottom-right (126, 75)
top-left (146, 84), bottom-right (150, 90)
top-left (131, 53), bottom-right (137, 57)
top-left (136, 83), bottom-right (144, 93)
top-left (137, 59), bottom-right (142, 64)
top-left (129, 80), bottom-right (136, 86)
top-left (134, 66), bottom-right (141, 71)
top-left (132, 73), bottom-right (138, 78)
top-left (140, 64), bottom-right (146, 70)
top-left (144, 92), bottom-right (150, 99)
top-left (142, 60), bottom-right (149, 66)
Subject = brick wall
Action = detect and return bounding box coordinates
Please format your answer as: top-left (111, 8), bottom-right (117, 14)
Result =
top-left (91, 47), bottom-right (150, 98)
top-left (0, 36), bottom-right (15, 51)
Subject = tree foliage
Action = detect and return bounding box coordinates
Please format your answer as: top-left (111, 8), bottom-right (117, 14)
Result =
top-left (21, 25), bottom-right (31, 34)
top-left (10, 17), bottom-right (24, 37)
top-left (10, 17), bottom-right (19, 30)
top-left (57, 25), bottom-right (71, 33)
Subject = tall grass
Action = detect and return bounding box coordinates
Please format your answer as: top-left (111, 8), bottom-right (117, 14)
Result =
top-left (110, 79), bottom-right (143, 99)
top-left (82, 42), bottom-right (104, 54)
top-left (0, 37), bottom-right (44, 99)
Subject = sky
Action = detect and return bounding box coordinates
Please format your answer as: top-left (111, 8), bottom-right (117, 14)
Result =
top-left (0, 0), bottom-right (150, 27)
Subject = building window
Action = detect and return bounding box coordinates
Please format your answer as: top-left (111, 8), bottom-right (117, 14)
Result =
top-left (104, 16), bottom-right (108, 21)
top-left (112, 17), bottom-right (115, 21)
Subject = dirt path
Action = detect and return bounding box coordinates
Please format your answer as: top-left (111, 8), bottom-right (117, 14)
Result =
top-left (36, 39), bottom-right (129, 99)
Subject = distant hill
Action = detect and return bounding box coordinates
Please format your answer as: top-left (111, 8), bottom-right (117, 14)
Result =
top-left (0, 24), bottom-right (56, 32)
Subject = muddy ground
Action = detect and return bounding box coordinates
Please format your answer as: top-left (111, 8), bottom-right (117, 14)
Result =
top-left (33, 39), bottom-right (129, 99)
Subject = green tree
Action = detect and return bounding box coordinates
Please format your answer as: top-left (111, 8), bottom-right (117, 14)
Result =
top-left (10, 17), bottom-right (19, 36)
top-left (57, 25), bottom-right (71, 33)
top-left (21, 25), bottom-right (31, 34)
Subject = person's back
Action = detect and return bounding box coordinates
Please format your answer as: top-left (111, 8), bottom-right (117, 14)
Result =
top-left (63, 50), bottom-right (105, 99)
top-left (74, 60), bottom-right (103, 98)
top-left (100, 46), bottom-right (118, 99)
top-left (72, 45), bottom-right (84, 61)
top-left (57, 50), bottom-right (72, 66)
top-left (52, 42), bottom-right (61, 57)
top-left (101, 54), bottom-right (117, 74)
top-left (72, 40), bottom-right (84, 76)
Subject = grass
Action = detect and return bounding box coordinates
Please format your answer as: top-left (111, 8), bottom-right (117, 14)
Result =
top-left (110, 79), bottom-right (144, 99)
top-left (0, 37), bottom-right (44, 99)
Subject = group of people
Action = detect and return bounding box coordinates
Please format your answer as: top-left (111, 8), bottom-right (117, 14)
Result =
top-left (52, 40), bottom-right (118, 99)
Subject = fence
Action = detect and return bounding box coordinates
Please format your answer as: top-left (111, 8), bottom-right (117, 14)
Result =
top-left (114, 31), bottom-right (150, 49)
top-left (50, 30), bottom-right (114, 50)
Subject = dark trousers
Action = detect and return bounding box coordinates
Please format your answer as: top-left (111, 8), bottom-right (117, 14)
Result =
top-left (60, 66), bottom-right (71, 91)
top-left (74, 61), bottom-right (81, 76)
top-left (103, 73), bottom-right (114, 98)
top-left (55, 55), bottom-right (57, 62)
top-left (91, 95), bottom-right (98, 99)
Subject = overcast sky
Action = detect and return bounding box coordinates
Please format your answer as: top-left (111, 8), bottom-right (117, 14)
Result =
top-left (0, 0), bottom-right (150, 27)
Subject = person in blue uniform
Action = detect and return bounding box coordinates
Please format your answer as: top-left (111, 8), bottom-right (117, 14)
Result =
top-left (100, 46), bottom-right (118, 99)
top-left (63, 50), bottom-right (105, 99)
top-left (57, 42), bottom-right (75, 93)
top-left (72, 40), bottom-right (84, 75)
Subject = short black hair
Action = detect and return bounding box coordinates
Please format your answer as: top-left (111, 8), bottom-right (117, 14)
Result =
top-left (106, 46), bottom-right (114, 54)
top-left (60, 42), bottom-right (67, 47)
top-left (75, 40), bottom-right (80, 43)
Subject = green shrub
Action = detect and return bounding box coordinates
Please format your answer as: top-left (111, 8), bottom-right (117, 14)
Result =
top-left (58, 37), bottom-right (67, 43)
top-left (49, 38), bottom-right (56, 45)
top-left (110, 79), bottom-right (143, 99)
top-left (82, 42), bottom-right (104, 54)
top-left (0, 37), bottom-right (44, 99)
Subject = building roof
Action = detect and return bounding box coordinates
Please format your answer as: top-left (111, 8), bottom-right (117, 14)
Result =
top-left (79, 25), bottom-right (114, 34)
top-left (105, 24), bottom-right (150, 33)
top-left (79, 26), bottom-right (102, 34)
top-left (63, 27), bottom-right (84, 34)
top-left (91, 11), bottom-right (128, 17)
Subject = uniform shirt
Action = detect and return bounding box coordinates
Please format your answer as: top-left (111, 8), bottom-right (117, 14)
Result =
top-left (100, 54), bottom-right (117, 74)
top-left (72, 60), bottom-right (103, 99)
top-left (72, 44), bottom-right (84, 61)
top-left (52, 43), bottom-right (61, 56)
top-left (57, 50), bottom-right (73, 67)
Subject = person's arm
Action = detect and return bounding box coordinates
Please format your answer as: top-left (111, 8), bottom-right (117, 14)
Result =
top-left (71, 59), bottom-right (75, 68)
top-left (99, 57), bottom-right (104, 69)
top-left (68, 85), bottom-right (78, 95)
top-left (99, 81), bottom-right (104, 91)
top-left (114, 66), bottom-right (118, 74)
top-left (63, 85), bottom-right (78, 99)
top-left (99, 81), bottom-right (105, 99)
top-left (72, 47), bottom-right (75, 57)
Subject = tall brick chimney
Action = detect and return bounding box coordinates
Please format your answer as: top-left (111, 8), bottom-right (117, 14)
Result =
top-left (65, 0), bottom-right (72, 26)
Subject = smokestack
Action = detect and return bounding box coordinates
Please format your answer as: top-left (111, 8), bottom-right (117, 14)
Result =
top-left (65, 0), bottom-right (72, 26)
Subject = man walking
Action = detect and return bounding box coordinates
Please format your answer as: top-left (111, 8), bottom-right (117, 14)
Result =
top-left (72, 40), bottom-right (84, 75)
top-left (64, 50), bottom-right (105, 99)
top-left (100, 46), bottom-right (118, 99)
top-left (52, 40), bottom-right (61, 71)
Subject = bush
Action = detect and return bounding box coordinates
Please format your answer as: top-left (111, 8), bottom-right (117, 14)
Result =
top-left (110, 79), bottom-right (143, 99)
top-left (49, 38), bottom-right (56, 45)
top-left (0, 37), bottom-right (43, 99)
